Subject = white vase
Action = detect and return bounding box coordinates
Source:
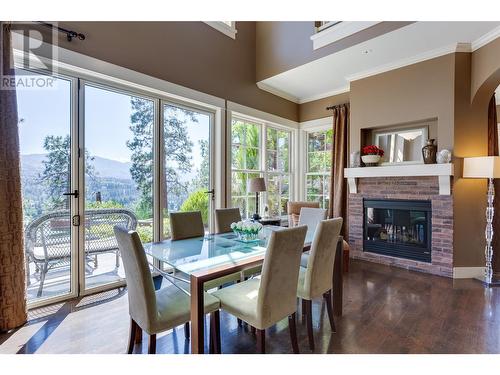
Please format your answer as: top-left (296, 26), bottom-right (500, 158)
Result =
top-left (361, 154), bottom-right (381, 166)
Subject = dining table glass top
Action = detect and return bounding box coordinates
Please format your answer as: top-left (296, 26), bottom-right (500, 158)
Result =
top-left (143, 226), bottom-right (315, 276)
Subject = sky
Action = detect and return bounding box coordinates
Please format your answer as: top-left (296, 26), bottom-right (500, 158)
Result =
top-left (17, 77), bottom-right (209, 181)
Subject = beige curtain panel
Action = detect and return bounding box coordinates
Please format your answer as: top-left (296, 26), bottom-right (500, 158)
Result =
top-left (487, 95), bottom-right (500, 276)
top-left (328, 103), bottom-right (349, 237)
top-left (0, 22), bottom-right (28, 332)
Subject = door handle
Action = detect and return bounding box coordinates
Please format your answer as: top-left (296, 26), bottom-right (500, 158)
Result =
top-left (204, 189), bottom-right (215, 200)
top-left (63, 190), bottom-right (79, 198)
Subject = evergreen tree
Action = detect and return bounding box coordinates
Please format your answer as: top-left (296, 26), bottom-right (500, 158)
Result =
top-left (39, 135), bottom-right (96, 209)
top-left (127, 99), bottom-right (195, 217)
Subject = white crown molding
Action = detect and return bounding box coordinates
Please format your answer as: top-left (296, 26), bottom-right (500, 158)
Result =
top-left (310, 21), bottom-right (382, 50)
top-left (453, 267), bottom-right (485, 279)
top-left (346, 42), bottom-right (470, 83)
top-left (298, 85), bottom-right (350, 104)
top-left (471, 25), bottom-right (500, 51)
top-left (256, 81), bottom-right (300, 103)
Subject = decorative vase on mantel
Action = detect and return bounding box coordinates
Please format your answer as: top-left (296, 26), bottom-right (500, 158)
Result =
top-left (361, 154), bottom-right (381, 166)
top-left (422, 139), bottom-right (437, 164)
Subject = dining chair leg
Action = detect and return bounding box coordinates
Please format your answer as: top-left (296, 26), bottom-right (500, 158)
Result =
top-left (256, 329), bottom-right (265, 354)
top-left (184, 322), bottom-right (190, 340)
top-left (305, 299), bottom-right (315, 351)
top-left (127, 319), bottom-right (137, 354)
top-left (135, 324), bottom-right (143, 344)
top-left (209, 311), bottom-right (221, 354)
top-left (323, 290), bottom-right (336, 333)
top-left (301, 299), bottom-right (307, 324)
top-left (288, 313), bottom-right (300, 354)
top-left (148, 334), bottom-right (156, 354)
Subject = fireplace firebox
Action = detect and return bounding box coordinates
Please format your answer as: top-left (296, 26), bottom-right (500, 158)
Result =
top-left (363, 199), bottom-right (432, 263)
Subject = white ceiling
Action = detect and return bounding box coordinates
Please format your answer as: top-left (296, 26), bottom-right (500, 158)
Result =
top-left (258, 22), bottom-right (500, 104)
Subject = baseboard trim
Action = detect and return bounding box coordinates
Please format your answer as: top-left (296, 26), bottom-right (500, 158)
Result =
top-left (453, 267), bottom-right (485, 279)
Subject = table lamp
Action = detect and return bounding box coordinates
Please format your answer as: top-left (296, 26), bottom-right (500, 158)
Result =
top-left (463, 156), bottom-right (500, 286)
top-left (249, 177), bottom-right (266, 221)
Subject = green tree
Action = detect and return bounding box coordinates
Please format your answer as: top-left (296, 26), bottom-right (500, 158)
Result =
top-left (127, 99), bottom-right (195, 217)
top-left (192, 139), bottom-right (209, 190)
top-left (180, 189), bottom-right (209, 224)
top-left (39, 135), bottom-right (96, 209)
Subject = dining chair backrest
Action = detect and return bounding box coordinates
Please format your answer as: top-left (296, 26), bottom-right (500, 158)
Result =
top-left (214, 208), bottom-right (241, 234)
top-left (303, 217), bottom-right (343, 300)
top-left (287, 201), bottom-right (320, 227)
top-left (298, 207), bottom-right (328, 234)
top-left (169, 211), bottom-right (205, 240)
top-left (114, 226), bottom-right (157, 332)
top-left (257, 225), bottom-right (308, 326)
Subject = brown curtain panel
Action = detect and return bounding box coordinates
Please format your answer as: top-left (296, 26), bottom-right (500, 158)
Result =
top-left (0, 22), bottom-right (27, 331)
top-left (328, 104), bottom-right (349, 237)
top-left (487, 95), bottom-right (500, 275)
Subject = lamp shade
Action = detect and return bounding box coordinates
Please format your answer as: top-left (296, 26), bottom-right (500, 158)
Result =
top-left (249, 177), bottom-right (266, 192)
top-left (463, 156), bottom-right (500, 179)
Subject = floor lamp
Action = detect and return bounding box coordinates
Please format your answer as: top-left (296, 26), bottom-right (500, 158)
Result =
top-left (463, 156), bottom-right (500, 286)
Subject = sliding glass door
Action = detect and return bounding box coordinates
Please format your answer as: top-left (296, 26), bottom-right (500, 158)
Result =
top-left (81, 83), bottom-right (156, 292)
top-left (162, 102), bottom-right (214, 238)
top-left (18, 67), bottom-right (217, 306)
top-left (17, 70), bottom-right (78, 305)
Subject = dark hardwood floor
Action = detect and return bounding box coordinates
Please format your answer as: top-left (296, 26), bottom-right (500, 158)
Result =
top-left (1, 259), bottom-right (499, 354)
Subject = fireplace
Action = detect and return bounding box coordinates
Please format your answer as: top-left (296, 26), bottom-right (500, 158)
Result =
top-left (363, 199), bottom-right (432, 263)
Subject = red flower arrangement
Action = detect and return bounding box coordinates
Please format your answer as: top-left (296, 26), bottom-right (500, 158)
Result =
top-left (362, 145), bottom-right (385, 157)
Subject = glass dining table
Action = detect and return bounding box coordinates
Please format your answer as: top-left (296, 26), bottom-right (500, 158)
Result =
top-left (143, 226), bottom-right (344, 354)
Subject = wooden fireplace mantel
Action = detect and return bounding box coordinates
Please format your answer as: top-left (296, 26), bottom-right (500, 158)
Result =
top-left (344, 163), bottom-right (454, 195)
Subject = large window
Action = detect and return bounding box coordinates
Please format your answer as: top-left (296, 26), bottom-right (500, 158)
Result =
top-left (305, 129), bottom-right (333, 209)
top-left (231, 117), bottom-right (291, 219)
top-left (265, 128), bottom-right (290, 217)
top-left (231, 119), bottom-right (261, 219)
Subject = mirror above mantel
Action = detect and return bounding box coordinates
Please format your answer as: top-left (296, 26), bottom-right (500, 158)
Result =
top-left (361, 119), bottom-right (438, 166)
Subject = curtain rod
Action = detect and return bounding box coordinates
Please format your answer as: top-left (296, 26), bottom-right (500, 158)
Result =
top-left (37, 22), bottom-right (85, 42)
top-left (326, 103), bottom-right (348, 111)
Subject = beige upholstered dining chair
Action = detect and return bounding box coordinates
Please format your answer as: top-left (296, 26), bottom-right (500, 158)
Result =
top-left (169, 211), bottom-right (205, 240)
top-left (214, 208), bottom-right (241, 234)
top-left (213, 225), bottom-right (308, 354)
top-left (287, 201), bottom-right (320, 227)
top-left (114, 226), bottom-right (221, 354)
top-left (297, 217), bottom-right (343, 351)
top-left (298, 207), bottom-right (327, 268)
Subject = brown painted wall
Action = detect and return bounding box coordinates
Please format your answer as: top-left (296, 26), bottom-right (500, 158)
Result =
top-left (256, 21), bottom-right (414, 81)
top-left (349, 54), bottom-right (456, 153)
top-left (48, 21), bottom-right (299, 121)
top-left (453, 52), bottom-right (488, 268)
top-left (299, 92), bottom-right (350, 122)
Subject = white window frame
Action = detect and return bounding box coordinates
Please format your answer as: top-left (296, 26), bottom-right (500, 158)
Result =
top-left (204, 22), bottom-right (237, 39)
top-left (310, 21), bottom-right (381, 50)
top-left (299, 117), bottom-right (333, 208)
top-left (229, 112), bottom-right (295, 220)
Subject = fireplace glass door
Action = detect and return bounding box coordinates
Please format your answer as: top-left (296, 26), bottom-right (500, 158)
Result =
top-left (364, 199), bottom-right (431, 262)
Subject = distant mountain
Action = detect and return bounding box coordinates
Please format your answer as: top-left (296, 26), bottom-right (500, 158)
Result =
top-left (21, 154), bottom-right (133, 180)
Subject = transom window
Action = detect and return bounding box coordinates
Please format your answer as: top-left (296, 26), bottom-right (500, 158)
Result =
top-left (305, 129), bottom-right (333, 209)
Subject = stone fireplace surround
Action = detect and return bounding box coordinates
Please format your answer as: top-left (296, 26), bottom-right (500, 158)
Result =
top-left (348, 176), bottom-right (453, 277)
